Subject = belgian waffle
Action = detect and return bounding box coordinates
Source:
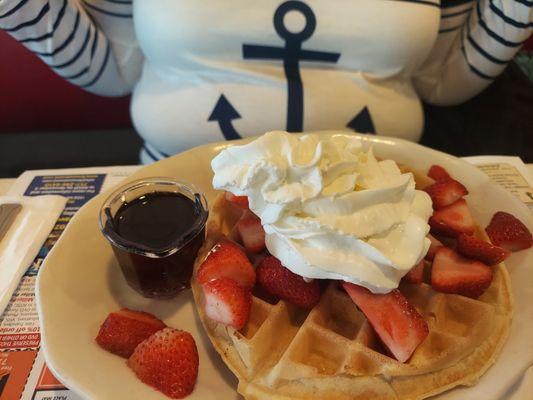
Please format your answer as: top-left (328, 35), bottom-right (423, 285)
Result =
top-left (191, 182), bottom-right (512, 400)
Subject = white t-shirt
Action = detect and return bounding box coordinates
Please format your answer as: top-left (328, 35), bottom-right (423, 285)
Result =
top-left (1, 0), bottom-right (531, 162)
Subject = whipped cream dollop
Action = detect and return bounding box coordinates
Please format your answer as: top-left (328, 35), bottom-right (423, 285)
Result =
top-left (211, 131), bottom-right (433, 293)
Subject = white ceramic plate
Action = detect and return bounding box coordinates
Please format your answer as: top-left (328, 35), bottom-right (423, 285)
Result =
top-left (37, 133), bottom-right (533, 400)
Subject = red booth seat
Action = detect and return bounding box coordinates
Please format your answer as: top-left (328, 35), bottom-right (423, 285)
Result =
top-left (0, 30), bottom-right (131, 133)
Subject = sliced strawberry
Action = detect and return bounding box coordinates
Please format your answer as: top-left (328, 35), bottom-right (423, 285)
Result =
top-left (425, 234), bottom-right (444, 261)
top-left (342, 283), bottom-right (429, 363)
top-left (486, 211), bottom-right (533, 252)
top-left (456, 233), bottom-right (510, 266)
top-left (197, 240), bottom-right (255, 289)
top-left (428, 165), bottom-right (452, 182)
top-left (256, 256), bottom-right (321, 309)
top-left (128, 328), bottom-right (198, 399)
top-left (431, 247), bottom-right (493, 299)
top-left (433, 234), bottom-right (458, 250)
top-left (236, 212), bottom-right (266, 253)
top-left (224, 191), bottom-right (249, 209)
top-left (424, 180), bottom-right (468, 209)
top-left (202, 278), bottom-right (252, 329)
top-left (95, 309), bottom-right (166, 358)
top-left (429, 199), bottom-right (475, 237)
top-left (402, 259), bottom-right (426, 284)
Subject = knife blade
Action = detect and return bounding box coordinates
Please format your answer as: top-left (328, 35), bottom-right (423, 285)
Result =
top-left (0, 203), bottom-right (22, 243)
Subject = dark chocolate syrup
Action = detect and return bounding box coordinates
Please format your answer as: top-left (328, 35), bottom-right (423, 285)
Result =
top-left (114, 192), bottom-right (199, 249)
top-left (106, 191), bottom-right (207, 298)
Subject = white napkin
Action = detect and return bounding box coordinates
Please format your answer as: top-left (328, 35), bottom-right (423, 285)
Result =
top-left (0, 195), bottom-right (66, 316)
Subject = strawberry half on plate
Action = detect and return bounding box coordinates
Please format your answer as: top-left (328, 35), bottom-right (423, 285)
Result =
top-left (128, 328), bottom-right (199, 399)
top-left (486, 211), bottom-right (533, 252)
top-left (95, 309), bottom-right (166, 358)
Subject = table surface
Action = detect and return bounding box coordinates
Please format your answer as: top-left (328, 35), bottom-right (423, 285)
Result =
top-left (0, 165), bottom-right (531, 400)
top-left (0, 178), bottom-right (15, 195)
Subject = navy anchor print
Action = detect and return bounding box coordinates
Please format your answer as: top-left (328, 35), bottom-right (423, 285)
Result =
top-left (243, 1), bottom-right (340, 132)
top-left (347, 106), bottom-right (376, 134)
top-left (209, 1), bottom-right (375, 138)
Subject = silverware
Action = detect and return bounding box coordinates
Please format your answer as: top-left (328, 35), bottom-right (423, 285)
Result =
top-left (0, 203), bottom-right (22, 243)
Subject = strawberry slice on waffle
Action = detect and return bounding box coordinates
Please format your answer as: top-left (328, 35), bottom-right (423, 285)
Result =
top-left (456, 233), bottom-right (510, 266)
top-left (225, 191), bottom-right (249, 209)
top-left (202, 278), bottom-right (252, 330)
top-left (428, 165), bottom-right (452, 182)
top-left (424, 180), bottom-right (468, 210)
top-left (402, 259), bottom-right (427, 284)
top-left (431, 247), bottom-right (493, 299)
top-left (425, 234), bottom-right (444, 261)
top-left (342, 283), bottom-right (429, 363)
top-left (257, 256), bottom-right (321, 309)
top-left (236, 212), bottom-right (266, 253)
top-left (429, 199), bottom-right (475, 237)
top-left (197, 240), bottom-right (256, 289)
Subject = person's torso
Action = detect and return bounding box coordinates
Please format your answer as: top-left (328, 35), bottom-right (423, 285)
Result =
top-left (131, 0), bottom-right (440, 157)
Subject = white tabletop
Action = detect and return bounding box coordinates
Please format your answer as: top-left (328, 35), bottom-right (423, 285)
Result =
top-left (0, 164), bottom-right (531, 399)
top-left (0, 178), bottom-right (15, 196)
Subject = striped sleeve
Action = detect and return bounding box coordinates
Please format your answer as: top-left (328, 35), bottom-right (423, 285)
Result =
top-left (0, 0), bottom-right (142, 97)
top-left (414, 0), bottom-right (532, 106)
